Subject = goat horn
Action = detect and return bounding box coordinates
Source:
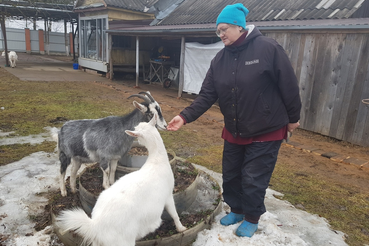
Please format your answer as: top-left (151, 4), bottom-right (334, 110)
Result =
top-left (127, 94), bottom-right (151, 103)
top-left (139, 91), bottom-right (155, 102)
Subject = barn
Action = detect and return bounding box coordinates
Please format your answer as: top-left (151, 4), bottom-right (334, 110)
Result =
top-left (95, 0), bottom-right (369, 146)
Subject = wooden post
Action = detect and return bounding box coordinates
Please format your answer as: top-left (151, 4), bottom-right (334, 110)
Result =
top-left (135, 36), bottom-right (140, 87)
top-left (44, 18), bottom-right (50, 55)
top-left (43, 20), bottom-right (48, 54)
top-left (64, 20), bottom-right (69, 56)
top-left (69, 32), bottom-right (73, 57)
top-left (71, 21), bottom-right (76, 61)
top-left (47, 19), bottom-right (50, 55)
top-left (178, 36), bottom-right (185, 98)
top-left (1, 11), bottom-right (9, 67)
top-left (108, 34), bottom-right (113, 80)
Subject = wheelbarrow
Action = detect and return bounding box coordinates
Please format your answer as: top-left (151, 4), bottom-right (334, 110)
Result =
top-left (163, 67), bottom-right (179, 89)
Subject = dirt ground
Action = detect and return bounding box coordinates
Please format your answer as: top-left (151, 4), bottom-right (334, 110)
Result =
top-left (3, 53), bottom-right (369, 244)
top-left (5, 55), bottom-right (369, 184)
top-left (94, 78), bottom-right (369, 198)
top-left (80, 78), bottom-right (369, 245)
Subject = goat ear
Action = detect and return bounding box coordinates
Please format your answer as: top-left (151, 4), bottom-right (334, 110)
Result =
top-left (133, 101), bottom-right (146, 112)
top-left (125, 130), bottom-right (139, 138)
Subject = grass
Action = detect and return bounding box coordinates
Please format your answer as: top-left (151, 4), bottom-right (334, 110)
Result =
top-left (1, 67), bottom-right (368, 245)
top-left (0, 142), bottom-right (55, 166)
top-left (270, 163), bottom-right (369, 245)
top-left (187, 145), bottom-right (223, 173)
top-left (0, 72), bottom-right (129, 136)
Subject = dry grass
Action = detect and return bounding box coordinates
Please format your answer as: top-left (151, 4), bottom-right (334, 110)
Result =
top-left (0, 70), bottom-right (130, 136)
top-left (0, 142), bottom-right (55, 166)
top-left (270, 163), bottom-right (369, 245)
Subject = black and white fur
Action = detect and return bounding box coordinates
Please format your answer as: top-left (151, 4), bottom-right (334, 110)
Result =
top-left (56, 113), bottom-right (186, 246)
top-left (53, 91), bottom-right (167, 197)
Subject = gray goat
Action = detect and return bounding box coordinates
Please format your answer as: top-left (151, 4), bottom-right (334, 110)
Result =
top-left (54, 91), bottom-right (167, 197)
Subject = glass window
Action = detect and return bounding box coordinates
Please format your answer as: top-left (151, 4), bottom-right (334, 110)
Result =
top-left (97, 19), bottom-right (102, 60)
top-left (102, 18), bottom-right (106, 61)
top-left (80, 17), bottom-right (107, 62)
top-left (87, 19), bottom-right (97, 60)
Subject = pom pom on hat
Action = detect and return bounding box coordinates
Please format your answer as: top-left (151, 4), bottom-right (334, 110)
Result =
top-left (216, 3), bottom-right (249, 29)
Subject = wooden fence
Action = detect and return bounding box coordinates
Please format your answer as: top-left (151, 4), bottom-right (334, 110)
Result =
top-left (264, 29), bottom-right (369, 147)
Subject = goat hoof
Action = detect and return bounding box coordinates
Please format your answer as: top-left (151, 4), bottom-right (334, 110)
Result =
top-left (61, 190), bottom-right (67, 197)
top-left (177, 226), bottom-right (187, 232)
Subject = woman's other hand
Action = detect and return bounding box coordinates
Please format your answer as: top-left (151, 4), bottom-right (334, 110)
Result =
top-left (288, 122), bottom-right (300, 133)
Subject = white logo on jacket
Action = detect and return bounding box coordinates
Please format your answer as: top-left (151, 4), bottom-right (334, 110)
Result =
top-left (245, 59), bottom-right (259, 65)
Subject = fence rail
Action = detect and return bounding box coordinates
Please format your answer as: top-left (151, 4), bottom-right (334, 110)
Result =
top-left (0, 27), bottom-right (75, 55)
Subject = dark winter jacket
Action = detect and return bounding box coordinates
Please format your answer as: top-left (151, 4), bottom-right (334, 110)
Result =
top-left (180, 26), bottom-right (301, 138)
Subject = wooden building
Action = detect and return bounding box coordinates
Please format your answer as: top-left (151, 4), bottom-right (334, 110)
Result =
top-left (75, 0), bottom-right (369, 147)
top-left (73, 0), bottom-right (184, 75)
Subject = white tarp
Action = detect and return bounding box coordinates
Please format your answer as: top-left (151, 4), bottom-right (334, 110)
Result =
top-left (184, 41), bottom-right (224, 94)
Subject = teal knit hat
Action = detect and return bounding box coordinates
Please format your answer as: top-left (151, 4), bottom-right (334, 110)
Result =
top-left (216, 3), bottom-right (249, 29)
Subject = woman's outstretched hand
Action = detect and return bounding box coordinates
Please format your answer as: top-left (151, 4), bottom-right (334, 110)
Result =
top-left (167, 115), bottom-right (185, 131)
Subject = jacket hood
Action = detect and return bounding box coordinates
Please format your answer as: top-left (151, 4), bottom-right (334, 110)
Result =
top-left (225, 25), bottom-right (262, 52)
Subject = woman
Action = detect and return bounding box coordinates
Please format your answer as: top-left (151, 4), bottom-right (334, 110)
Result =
top-left (167, 3), bottom-right (301, 237)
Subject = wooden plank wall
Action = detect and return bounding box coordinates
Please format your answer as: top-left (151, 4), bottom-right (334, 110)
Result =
top-left (263, 30), bottom-right (369, 147)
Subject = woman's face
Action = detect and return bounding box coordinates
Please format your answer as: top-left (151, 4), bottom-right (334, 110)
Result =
top-left (216, 23), bottom-right (243, 46)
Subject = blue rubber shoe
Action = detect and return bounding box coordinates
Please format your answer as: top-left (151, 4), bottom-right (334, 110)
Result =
top-left (236, 220), bottom-right (258, 237)
top-left (220, 212), bottom-right (244, 226)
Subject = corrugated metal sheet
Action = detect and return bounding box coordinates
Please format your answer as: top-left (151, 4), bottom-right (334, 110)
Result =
top-left (151, 0), bottom-right (185, 25)
top-left (157, 0), bottom-right (369, 25)
top-left (0, 1), bottom-right (77, 21)
top-left (105, 0), bottom-right (158, 12)
top-left (75, 0), bottom-right (159, 12)
top-left (107, 18), bottom-right (369, 36)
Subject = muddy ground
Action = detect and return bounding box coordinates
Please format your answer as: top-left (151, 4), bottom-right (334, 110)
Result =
top-left (98, 77), bottom-right (369, 194)
top-left (2, 53), bottom-right (369, 245)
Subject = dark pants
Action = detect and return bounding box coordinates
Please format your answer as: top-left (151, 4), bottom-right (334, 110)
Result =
top-left (222, 140), bottom-right (282, 223)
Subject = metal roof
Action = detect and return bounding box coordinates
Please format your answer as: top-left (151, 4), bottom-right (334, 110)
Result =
top-left (74, 0), bottom-right (160, 13)
top-left (0, 0), bottom-right (77, 21)
top-left (107, 18), bottom-right (369, 37)
top-left (157, 0), bottom-right (369, 25)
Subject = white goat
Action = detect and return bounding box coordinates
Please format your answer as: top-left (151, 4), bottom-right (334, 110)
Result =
top-left (56, 114), bottom-right (186, 246)
top-left (2, 51), bottom-right (18, 68)
top-left (53, 91), bottom-right (167, 197)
